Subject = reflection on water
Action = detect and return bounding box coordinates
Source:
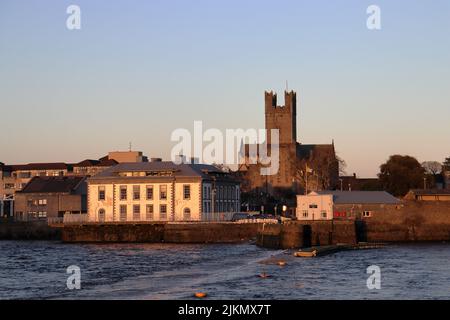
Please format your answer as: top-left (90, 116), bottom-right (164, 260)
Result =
top-left (0, 241), bottom-right (449, 299)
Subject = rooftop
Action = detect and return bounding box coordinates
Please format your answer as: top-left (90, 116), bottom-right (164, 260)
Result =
top-left (2, 163), bottom-right (69, 172)
top-left (407, 189), bottom-right (450, 196)
top-left (90, 161), bottom-right (232, 180)
top-left (72, 159), bottom-right (118, 167)
top-left (18, 176), bottom-right (86, 194)
top-left (308, 191), bottom-right (401, 204)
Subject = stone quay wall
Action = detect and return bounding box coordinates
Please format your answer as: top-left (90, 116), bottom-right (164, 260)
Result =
top-left (0, 220), bottom-right (61, 240)
top-left (257, 201), bottom-right (450, 249)
top-left (61, 222), bottom-right (261, 243)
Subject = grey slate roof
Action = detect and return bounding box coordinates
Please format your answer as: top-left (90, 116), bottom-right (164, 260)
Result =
top-left (407, 189), bottom-right (450, 196)
top-left (18, 176), bottom-right (86, 194)
top-left (313, 191), bottom-right (400, 204)
top-left (90, 161), bottom-right (228, 180)
top-left (3, 163), bottom-right (69, 172)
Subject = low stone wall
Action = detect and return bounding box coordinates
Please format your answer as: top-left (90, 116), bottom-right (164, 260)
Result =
top-left (62, 222), bottom-right (261, 243)
top-left (257, 201), bottom-right (450, 249)
top-left (62, 223), bottom-right (165, 243)
top-left (0, 221), bottom-right (61, 240)
top-left (365, 201), bottom-right (450, 242)
top-left (256, 221), bottom-right (356, 249)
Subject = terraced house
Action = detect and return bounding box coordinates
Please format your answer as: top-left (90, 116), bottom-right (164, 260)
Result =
top-left (87, 160), bottom-right (240, 223)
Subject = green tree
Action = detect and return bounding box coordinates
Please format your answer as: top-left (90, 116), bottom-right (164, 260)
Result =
top-left (378, 155), bottom-right (425, 197)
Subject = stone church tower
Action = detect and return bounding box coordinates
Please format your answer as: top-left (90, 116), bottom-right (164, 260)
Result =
top-left (265, 90), bottom-right (297, 145)
top-left (238, 90), bottom-right (339, 198)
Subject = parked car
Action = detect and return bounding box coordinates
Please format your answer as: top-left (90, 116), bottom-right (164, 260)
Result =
top-left (231, 212), bottom-right (253, 222)
top-left (252, 214), bottom-right (275, 220)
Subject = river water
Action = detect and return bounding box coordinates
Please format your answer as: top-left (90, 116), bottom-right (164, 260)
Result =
top-left (0, 241), bottom-right (449, 300)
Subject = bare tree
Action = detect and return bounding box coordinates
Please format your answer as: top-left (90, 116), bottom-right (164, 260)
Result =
top-left (421, 161), bottom-right (442, 175)
top-left (290, 152), bottom-right (339, 192)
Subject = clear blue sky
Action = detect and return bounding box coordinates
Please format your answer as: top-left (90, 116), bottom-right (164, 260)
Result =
top-left (1, 0), bottom-right (449, 177)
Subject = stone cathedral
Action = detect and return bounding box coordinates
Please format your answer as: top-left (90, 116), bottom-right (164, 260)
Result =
top-left (238, 90), bottom-right (339, 198)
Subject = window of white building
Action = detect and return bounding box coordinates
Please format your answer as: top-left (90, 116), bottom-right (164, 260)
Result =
top-left (133, 205), bottom-right (140, 220)
top-left (183, 185), bottom-right (191, 200)
top-left (98, 186), bottom-right (105, 201)
top-left (146, 204), bottom-right (154, 220)
top-left (120, 205), bottom-right (127, 221)
top-left (160, 204), bottom-right (167, 220)
top-left (146, 185), bottom-right (153, 200)
top-left (120, 186), bottom-right (127, 201)
top-left (183, 208), bottom-right (191, 220)
top-left (160, 185), bottom-right (167, 200)
top-left (133, 185), bottom-right (140, 200)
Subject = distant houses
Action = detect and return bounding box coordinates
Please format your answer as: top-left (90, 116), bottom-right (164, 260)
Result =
top-left (404, 189), bottom-right (450, 201)
top-left (0, 151), bottom-right (144, 218)
top-left (296, 191), bottom-right (401, 221)
top-left (14, 176), bottom-right (87, 222)
top-left (2, 151), bottom-right (241, 223)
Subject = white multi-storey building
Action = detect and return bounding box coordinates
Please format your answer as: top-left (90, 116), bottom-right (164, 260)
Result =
top-left (87, 161), bottom-right (240, 222)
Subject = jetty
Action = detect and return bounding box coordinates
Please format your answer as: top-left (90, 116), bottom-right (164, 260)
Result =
top-left (294, 243), bottom-right (386, 258)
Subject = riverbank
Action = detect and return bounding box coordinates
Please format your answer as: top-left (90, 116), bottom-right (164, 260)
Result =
top-left (3, 200), bottom-right (450, 244)
top-left (61, 222), bottom-right (262, 243)
top-left (0, 221), bottom-right (60, 240)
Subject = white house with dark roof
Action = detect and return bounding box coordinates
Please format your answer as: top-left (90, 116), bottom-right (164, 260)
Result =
top-left (296, 191), bottom-right (401, 221)
top-left (86, 160), bottom-right (240, 223)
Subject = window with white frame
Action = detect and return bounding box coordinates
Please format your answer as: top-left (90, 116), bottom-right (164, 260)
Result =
top-left (98, 186), bottom-right (105, 201)
top-left (183, 185), bottom-right (191, 200)
top-left (362, 211), bottom-right (372, 218)
top-left (120, 186), bottom-right (127, 201)
top-left (38, 211), bottom-right (47, 218)
top-left (133, 185), bottom-right (140, 200)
